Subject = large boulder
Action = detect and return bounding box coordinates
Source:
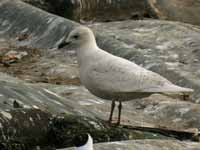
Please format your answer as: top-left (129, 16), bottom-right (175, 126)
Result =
top-left (22, 0), bottom-right (200, 26)
top-left (1, 108), bottom-right (164, 150)
top-left (147, 0), bottom-right (200, 25)
top-left (21, 0), bottom-right (151, 21)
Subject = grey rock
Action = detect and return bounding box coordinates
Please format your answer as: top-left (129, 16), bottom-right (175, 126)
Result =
top-left (148, 0), bottom-right (200, 26)
top-left (0, 0), bottom-right (78, 49)
top-left (50, 84), bottom-right (200, 133)
top-left (60, 140), bottom-right (200, 150)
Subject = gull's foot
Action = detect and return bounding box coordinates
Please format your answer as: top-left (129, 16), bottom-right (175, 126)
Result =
top-left (111, 118), bottom-right (130, 126)
top-left (109, 118), bottom-right (121, 126)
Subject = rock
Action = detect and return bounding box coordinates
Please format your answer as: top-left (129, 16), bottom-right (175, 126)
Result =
top-left (147, 0), bottom-right (200, 25)
top-left (0, 45), bottom-right (79, 84)
top-left (22, 0), bottom-right (200, 26)
top-left (0, 0), bottom-right (79, 83)
top-left (61, 140), bottom-right (200, 150)
top-left (0, 0), bottom-right (78, 49)
top-left (50, 84), bottom-right (200, 137)
top-left (0, 107), bottom-right (173, 149)
top-left (21, 0), bottom-right (54, 12)
top-left (22, 0), bottom-right (151, 22)
top-left (0, 109), bottom-right (51, 150)
top-left (47, 114), bottom-right (171, 148)
top-left (13, 100), bottom-right (23, 108)
top-left (1, 50), bottom-right (28, 65)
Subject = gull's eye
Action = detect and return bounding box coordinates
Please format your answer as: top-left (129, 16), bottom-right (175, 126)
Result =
top-left (73, 35), bottom-right (79, 39)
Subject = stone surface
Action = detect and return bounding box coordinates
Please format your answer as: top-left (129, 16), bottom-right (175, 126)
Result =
top-left (22, 0), bottom-right (200, 26)
top-left (148, 0), bottom-right (200, 25)
top-left (50, 84), bottom-right (200, 136)
top-left (22, 0), bottom-right (151, 22)
top-left (0, 46), bottom-right (79, 84)
top-left (0, 0), bottom-right (78, 49)
top-left (61, 140), bottom-right (200, 150)
top-left (1, 107), bottom-right (168, 149)
top-left (0, 109), bottom-right (51, 149)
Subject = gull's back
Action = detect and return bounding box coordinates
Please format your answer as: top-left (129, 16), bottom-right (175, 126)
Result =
top-left (79, 46), bottom-right (193, 100)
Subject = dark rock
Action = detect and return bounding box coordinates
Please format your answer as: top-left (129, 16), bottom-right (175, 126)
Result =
top-left (0, 109), bottom-right (51, 149)
top-left (147, 0), bottom-right (200, 25)
top-left (13, 100), bottom-right (23, 108)
top-left (0, 108), bottom-right (173, 149)
top-left (22, 0), bottom-right (151, 22)
top-left (21, 0), bottom-right (200, 25)
top-left (47, 114), bottom-right (169, 148)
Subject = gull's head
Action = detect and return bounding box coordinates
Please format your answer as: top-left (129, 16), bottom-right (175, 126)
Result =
top-left (59, 26), bottom-right (97, 49)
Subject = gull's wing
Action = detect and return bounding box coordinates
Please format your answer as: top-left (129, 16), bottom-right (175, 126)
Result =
top-left (87, 54), bottom-right (193, 94)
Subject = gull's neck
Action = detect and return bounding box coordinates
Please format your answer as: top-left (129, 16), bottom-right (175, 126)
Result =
top-left (76, 39), bottom-right (99, 66)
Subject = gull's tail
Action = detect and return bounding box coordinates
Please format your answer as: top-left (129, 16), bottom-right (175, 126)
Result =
top-left (142, 83), bottom-right (194, 94)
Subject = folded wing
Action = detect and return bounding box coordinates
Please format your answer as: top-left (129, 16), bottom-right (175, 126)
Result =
top-left (88, 55), bottom-right (193, 94)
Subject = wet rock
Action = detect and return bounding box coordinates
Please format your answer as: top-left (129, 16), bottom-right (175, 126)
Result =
top-left (0, 109), bottom-right (51, 149)
top-left (61, 140), bottom-right (200, 150)
top-left (147, 0), bottom-right (200, 26)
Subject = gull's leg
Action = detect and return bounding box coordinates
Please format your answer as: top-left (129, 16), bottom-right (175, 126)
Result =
top-left (109, 100), bottom-right (115, 123)
top-left (117, 101), bottom-right (122, 125)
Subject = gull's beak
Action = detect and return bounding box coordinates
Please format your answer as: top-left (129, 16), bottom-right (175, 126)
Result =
top-left (58, 41), bottom-right (71, 49)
